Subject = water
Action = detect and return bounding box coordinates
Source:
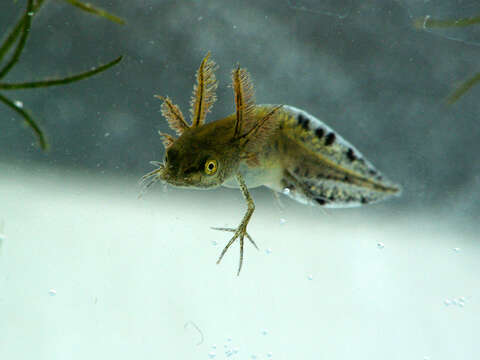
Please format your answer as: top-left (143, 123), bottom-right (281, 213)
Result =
top-left (1, 1), bottom-right (480, 359)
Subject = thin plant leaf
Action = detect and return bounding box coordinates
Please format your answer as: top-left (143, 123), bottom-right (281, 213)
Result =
top-left (0, 0), bottom-right (33, 79)
top-left (414, 15), bottom-right (480, 29)
top-left (0, 0), bottom-right (46, 63)
top-left (0, 92), bottom-right (47, 149)
top-left (0, 55), bottom-right (123, 89)
top-left (447, 71), bottom-right (480, 104)
top-left (62, 0), bottom-right (125, 24)
top-left (0, 0), bottom-right (123, 152)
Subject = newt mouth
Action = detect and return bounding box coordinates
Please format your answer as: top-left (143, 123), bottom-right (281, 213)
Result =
top-left (140, 162), bottom-right (199, 189)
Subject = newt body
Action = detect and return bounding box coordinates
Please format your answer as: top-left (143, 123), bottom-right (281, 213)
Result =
top-left (142, 53), bottom-right (400, 275)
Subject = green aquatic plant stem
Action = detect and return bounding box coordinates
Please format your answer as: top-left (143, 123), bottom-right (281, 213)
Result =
top-left (62, 0), bottom-right (126, 24)
top-left (0, 55), bottom-right (123, 90)
top-left (414, 15), bottom-right (480, 29)
top-left (0, 0), bottom-right (124, 67)
top-left (0, 0), bottom-right (124, 150)
top-left (0, 0), bottom-right (33, 79)
top-left (447, 71), bottom-right (480, 104)
top-left (413, 14), bottom-right (480, 103)
top-left (0, 0), bottom-right (46, 63)
top-left (0, 92), bottom-right (47, 149)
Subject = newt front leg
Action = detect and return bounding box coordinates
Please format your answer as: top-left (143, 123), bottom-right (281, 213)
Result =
top-left (212, 173), bottom-right (259, 275)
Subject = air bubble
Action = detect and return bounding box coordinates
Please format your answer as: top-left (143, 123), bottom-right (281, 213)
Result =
top-left (444, 299), bottom-right (451, 306)
top-left (265, 248), bottom-right (272, 255)
top-left (261, 329), bottom-right (268, 336)
top-left (279, 218), bottom-right (286, 225)
top-left (282, 188), bottom-right (290, 195)
top-left (377, 242), bottom-right (385, 249)
top-left (104, 132), bottom-right (110, 137)
top-left (307, 274), bottom-right (313, 280)
top-left (48, 289), bottom-right (57, 296)
top-left (267, 352), bottom-right (273, 358)
top-left (208, 351), bottom-right (216, 359)
top-left (453, 247), bottom-right (460, 252)
top-left (14, 100), bottom-right (23, 108)
top-left (233, 348), bottom-right (239, 354)
top-left (251, 355), bottom-right (257, 359)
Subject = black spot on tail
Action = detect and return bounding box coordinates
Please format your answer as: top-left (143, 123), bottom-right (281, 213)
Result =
top-left (302, 119), bottom-right (310, 131)
top-left (325, 132), bottom-right (336, 146)
top-left (315, 198), bottom-right (327, 206)
top-left (297, 114), bottom-right (310, 130)
top-left (315, 128), bottom-right (324, 139)
top-left (346, 148), bottom-right (356, 161)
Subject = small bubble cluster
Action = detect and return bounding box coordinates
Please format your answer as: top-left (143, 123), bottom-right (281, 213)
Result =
top-left (444, 297), bottom-right (467, 307)
top-left (212, 337), bottom-right (241, 359)
top-left (208, 331), bottom-right (272, 359)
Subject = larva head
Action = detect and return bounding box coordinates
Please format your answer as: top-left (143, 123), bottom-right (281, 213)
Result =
top-left (143, 52), bottom-right (228, 189)
top-left (159, 119), bottom-right (240, 189)
top-left (143, 52), bottom-right (273, 191)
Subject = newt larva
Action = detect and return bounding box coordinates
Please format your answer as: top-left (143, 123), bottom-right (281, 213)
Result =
top-left (141, 52), bottom-right (401, 275)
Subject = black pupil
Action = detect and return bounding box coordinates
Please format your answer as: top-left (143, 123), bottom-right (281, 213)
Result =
top-left (208, 163), bottom-right (214, 170)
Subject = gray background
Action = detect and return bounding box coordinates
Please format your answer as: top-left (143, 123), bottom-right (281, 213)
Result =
top-left (0, 0), bottom-right (479, 222)
top-left (0, 1), bottom-right (479, 360)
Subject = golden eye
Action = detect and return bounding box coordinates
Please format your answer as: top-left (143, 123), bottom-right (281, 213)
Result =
top-left (204, 159), bottom-right (218, 175)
